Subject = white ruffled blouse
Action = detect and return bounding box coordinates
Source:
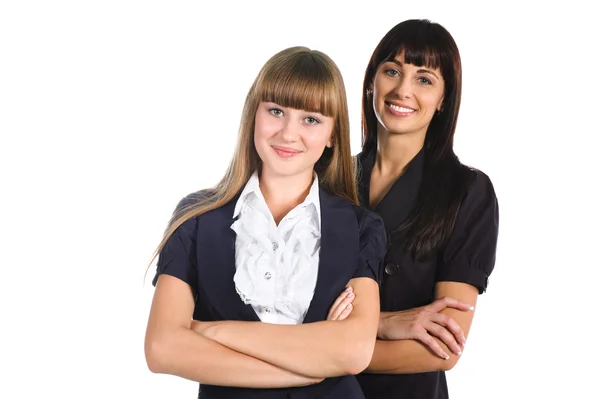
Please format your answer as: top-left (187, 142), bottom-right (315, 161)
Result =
top-left (231, 172), bottom-right (321, 324)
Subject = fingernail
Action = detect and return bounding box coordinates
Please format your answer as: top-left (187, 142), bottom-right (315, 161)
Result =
top-left (443, 353), bottom-right (450, 360)
top-left (457, 349), bottom-right (462, 355)
top-left (348, 292), bottom-right (355, 298)
top-left (468, 305), bottom-right (474, 311)
top-left (345, 286), bottom-right (352, 292)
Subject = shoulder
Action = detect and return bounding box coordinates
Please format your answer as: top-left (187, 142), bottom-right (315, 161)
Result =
top-left (354, 148), bottom-right (373, 163)
top-left (464, 167), bottom-right (495, 194)
top-left (168, 188), bottom-right (224, 233)
top-left (459, 166), bottom-right (498, 209)
top-left (319, 185), bottom-right (383, 230)
top-left (318, 186), bottom-right (385, 239)
top-left (352, 203), bottom-right (384, 231)
top-left (448, 166), bottom-right (499, 242)
top-left (353, 149), bottom-right (374, 174)
top-left (173, 189), bottom-right (218, 214)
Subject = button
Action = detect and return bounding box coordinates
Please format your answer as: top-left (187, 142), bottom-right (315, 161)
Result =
top-left (264, 272), bottom-right (272, 280)
top-left (384, 263), bottom-right (399, 276)
top-left (265, 307), bottom-right (272, 313)
top-left (272, 242), bottom-right (279, 250)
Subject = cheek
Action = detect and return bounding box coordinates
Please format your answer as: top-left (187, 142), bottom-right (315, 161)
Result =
top-left (253, 121), bottom-right (272, 159)
top-left (421, 92), bottom-right (443, 112)
top-left (254, 113), bottom-right (277, 143)
top-left (303, 128), bottom-right (332, 153)
top-left (429, 89), bottom-right (445, 108)
top-left (373, 73), bottom-right (394, 95)
top-left (373, 80), bottom-right (386, 100)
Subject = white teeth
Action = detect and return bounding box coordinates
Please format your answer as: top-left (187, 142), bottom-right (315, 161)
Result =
top-left (389, 103), bottom-right (415, 113)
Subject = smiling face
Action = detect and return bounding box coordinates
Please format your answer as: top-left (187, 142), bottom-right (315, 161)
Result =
top-left (254, 101), bottom-right (334, 180)
top-left (371, 53), bottom-right (445, 139)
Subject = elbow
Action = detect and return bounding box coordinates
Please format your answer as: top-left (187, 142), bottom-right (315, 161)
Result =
top-left (439, 354), bottom-right (461, 372)
top-left (341, 336), bottom-right (376, 375)
top-left (144, 334), bottom-right (171, 374)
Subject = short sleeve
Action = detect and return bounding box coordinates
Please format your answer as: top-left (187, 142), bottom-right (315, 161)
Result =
top-left (436, 170), bottom-right (499, 294)
top-left (151, 196), bottom-right (199, 293)
top-left (352, 208), bottom-right (387, 282)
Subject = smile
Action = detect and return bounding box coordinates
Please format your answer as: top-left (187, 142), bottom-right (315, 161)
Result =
top-left (386, 102), bottom-right (416, 116)
top-left (272, 145), bottom-right (302, 158)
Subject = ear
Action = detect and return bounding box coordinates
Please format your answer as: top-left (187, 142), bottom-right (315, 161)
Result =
top-left (437, 98), bottom-right (444, 112)
top-left (326, 131), bottom-right (334, 148)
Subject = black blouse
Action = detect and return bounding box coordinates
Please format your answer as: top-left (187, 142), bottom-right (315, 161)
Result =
top-left (354, 148), bottom-right (499, 399)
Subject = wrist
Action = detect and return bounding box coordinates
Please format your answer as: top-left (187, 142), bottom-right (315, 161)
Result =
top-left (377, 316), bottom-right (390, 339)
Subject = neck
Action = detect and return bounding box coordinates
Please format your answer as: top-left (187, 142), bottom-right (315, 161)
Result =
top-left (259, 167), bottom-right (314, 224)
top-left (375, 126), bottom-right (425, 177)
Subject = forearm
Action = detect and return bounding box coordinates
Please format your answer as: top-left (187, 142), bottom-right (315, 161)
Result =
top-left (366, 337), bottom-right (458, 374)
top-left (205, 319), bottom-right (376, 378)
top-left (146, 326), bottom-right (323, 388)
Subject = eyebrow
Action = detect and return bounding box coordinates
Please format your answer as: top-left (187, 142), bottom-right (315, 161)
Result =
top-left (388, 59), bottom-right (440, 79)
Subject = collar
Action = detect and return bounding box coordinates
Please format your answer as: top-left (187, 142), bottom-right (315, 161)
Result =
top-left (233, 171), bottom-right (321, 226)
top-left (356, 146), bottom-right (425, 233)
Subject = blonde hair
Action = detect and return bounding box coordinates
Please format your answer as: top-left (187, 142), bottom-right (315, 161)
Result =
top-left (147, 46), bottom-right (357, 274)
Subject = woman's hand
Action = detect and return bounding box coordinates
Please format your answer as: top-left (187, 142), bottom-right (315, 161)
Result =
top-left (326, 286), bottom-right (355, 321)
top-left (379, 297), bottom-right (474, 359)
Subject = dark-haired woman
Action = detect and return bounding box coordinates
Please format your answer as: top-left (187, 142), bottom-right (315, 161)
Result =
top-left (354, 19), bottom-right (499, 399)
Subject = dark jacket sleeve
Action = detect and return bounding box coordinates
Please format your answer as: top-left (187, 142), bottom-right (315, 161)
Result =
top-left (435, 170), bottom-right (500, 294)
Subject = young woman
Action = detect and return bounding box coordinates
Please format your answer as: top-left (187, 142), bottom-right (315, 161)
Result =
top-left (352, 19), bottom-right (499, 399)
top-left (144, 46), bottom-right (386, 398)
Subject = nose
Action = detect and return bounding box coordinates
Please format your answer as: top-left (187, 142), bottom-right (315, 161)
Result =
top-left (394, 76), bottom-right (413, 99)
top-left (280, 118), bottom-right (299, 142)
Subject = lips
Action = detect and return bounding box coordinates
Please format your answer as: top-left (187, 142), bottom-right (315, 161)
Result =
top-left (386, 101), bottom-right (416, 116)
top-left (272, 145), bottom-right (302, 158)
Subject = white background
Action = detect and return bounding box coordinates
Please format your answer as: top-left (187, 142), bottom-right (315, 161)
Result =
top-left (1, 1), bottom-right (599, 398)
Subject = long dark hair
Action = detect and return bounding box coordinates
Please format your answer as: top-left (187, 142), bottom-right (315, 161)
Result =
top-left (362, 19), bottom-right (474, 260)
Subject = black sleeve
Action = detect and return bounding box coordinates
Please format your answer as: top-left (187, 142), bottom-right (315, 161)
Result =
top-left (435, 170), bottom-right (499, 294)
top-left (151, 196), bottom-right (199, 293)
top-left (352, 207), bottom-right (387, 283)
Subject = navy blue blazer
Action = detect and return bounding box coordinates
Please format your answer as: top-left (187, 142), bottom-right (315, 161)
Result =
top-left (152, 186), bottom-right (387, 399)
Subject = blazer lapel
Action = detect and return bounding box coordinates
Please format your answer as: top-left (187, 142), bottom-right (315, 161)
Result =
top-left (197, 198), bottom-right (260, 322)
top-left (303, 187), bottom-right (359, 324)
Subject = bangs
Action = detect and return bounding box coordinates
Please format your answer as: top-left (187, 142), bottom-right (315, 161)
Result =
top-left (257, 54), bottom-right (338, 117)
top-left (380, 22), bottom-right (452, 71)
top-left (384, 41), bottom-right (443, 70)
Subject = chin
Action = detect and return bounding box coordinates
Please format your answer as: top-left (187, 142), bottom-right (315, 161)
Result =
top-left (263, 161), bottom-right (314, 179)
top-left (381, 124), bottom-right (412, 135)
top-left (262, 162), bottom-right (300, 177)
